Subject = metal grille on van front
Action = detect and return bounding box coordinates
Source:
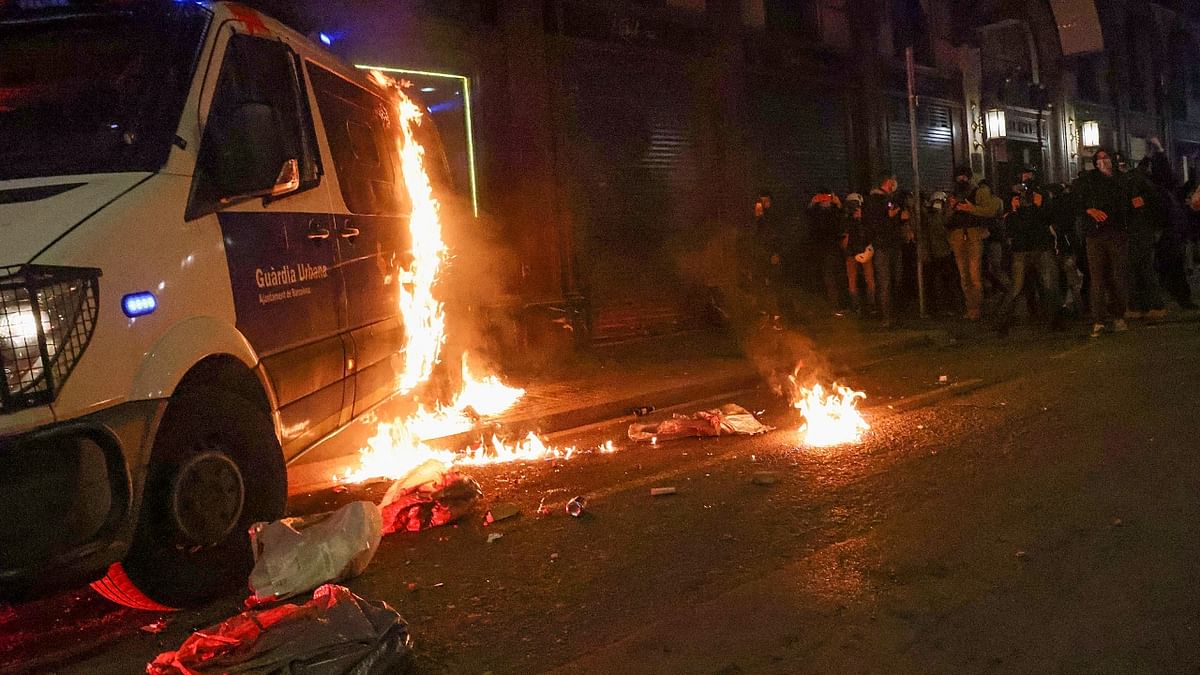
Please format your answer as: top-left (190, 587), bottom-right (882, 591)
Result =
top-left (0, 265), bottom-right (101, 413)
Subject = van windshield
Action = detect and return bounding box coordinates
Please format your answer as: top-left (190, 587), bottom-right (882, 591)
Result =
top-left (0, 1), bottom-right (210, 180)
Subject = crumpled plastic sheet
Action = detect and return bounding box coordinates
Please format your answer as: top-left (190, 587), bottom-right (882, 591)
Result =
top-left (628, 404), bottom-right (773, 443)
top-left (247, 501), bottom-right (383, 606)
top-left (147, 584), bottom-right (411, 675)
top-left (379, 459), bottom-right (482, 535)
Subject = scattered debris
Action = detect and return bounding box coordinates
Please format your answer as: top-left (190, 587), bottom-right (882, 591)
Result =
top-left (140, 619), bottom-right (169, 634)
top-left (486, 533), bottom-right (504, 544)
top-left (433, 582), bottom-right (445, 588)
top-left (751, 472), bottom-right (778, 486)
top-left (629, 404), bottom-right (772, 443)
top-left (549, 553), bottom-right (559, 561)
top-left (1015, 550), bottom-right (1028, 561)
top-left (1111, 517), bottom-right (1124, 527)
top-left (485, 502), bottom-right (521, 524)
top-left (650, 487), bottom-right (677, 497)
top-left (379, 460), bottom-right (482, 535)
top-left (631, 405), bottom-right (656, 417)
top-left (938, 375), bottom-right (949, 384)
top-left (566, 496), bottom-right (587, 517)
top-left (332, 485), bottom-right (350, 494)
top-left (148, 585), bottom-right (411, 674)
top-left (247, 501), bottom-right (383, 606)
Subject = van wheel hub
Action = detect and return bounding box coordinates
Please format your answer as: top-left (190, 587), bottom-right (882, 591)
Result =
top-left (171, 449), bottom-right (245, 546)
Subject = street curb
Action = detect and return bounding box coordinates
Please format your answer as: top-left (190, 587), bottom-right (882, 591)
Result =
top-left (882, 377), bottom-right (989, 413)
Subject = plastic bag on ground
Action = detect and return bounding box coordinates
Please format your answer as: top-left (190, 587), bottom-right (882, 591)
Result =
top-left (247, 501), bottom-right (382, 606)
top-left (379, 462), bottom-right (482, 535)
top-left (148, 584), bottom-right (411, 675)
top-left (628, 404), bottom-right (772, 443)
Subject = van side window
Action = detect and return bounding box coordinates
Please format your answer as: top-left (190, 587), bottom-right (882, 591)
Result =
top-left (187, 34), bottom-right (320, 219)
top-left (307, 63), bottom-right (405, 216)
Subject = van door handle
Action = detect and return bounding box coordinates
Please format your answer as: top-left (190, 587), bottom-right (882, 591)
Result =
top-left (340, 226), bottom-right (361, 240)
top-left (306, 221), bottom-right (331, 240)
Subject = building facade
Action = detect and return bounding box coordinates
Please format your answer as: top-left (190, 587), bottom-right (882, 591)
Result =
top-left (263, 0), bottom-right (1200, 353)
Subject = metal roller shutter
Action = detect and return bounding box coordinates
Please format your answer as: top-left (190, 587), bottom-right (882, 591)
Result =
top-left (888, 98), bottom-right (957, 194)
top-left (754, 89), bottom-right (851, 212)
top-left (565, 52), bottom-right (706, 341)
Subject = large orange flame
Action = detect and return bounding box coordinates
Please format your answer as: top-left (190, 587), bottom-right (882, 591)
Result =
top-left (334, 75), bottom-right (608, 485)
top-left (792, 382), bottom-right (870, 447)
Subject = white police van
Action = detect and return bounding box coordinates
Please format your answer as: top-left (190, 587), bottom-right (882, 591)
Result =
top-left (0, 0), bottom-right (441, 606)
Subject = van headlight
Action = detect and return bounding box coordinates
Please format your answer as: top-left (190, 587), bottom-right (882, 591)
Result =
top-left (1, 265), bottom-right (102, 412)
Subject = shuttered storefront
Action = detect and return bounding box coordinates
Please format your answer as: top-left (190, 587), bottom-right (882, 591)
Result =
top-left (564, 50), bottom-right (708, 342)
top-left (887, 97), bottom-right (958, 194)
top-left (753, 86), bottom-right (851, 214)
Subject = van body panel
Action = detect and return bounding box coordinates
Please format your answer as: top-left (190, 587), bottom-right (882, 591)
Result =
top-left (0, 174), bottom-right (152, 263)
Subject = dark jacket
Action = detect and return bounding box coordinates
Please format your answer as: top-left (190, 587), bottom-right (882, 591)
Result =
top-left (863, 189), bottom-right (908, 249)
top-left (843, 209), bottom-right (868, 258)
top-left (807, 203), bottom-right (845, 250)
top-left (1123, 169), bottom-right (1164, 235)
top-left (1072, 169), bottom-right (1127, 237)
top-left (1005, 189), bottom-right (1055, 252)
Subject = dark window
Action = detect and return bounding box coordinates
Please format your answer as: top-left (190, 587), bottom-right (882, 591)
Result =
top-left (891, 0), bottom-right (933, 65)
top-left (0, 3), bottom-right (210, 180)
top-left (308, 64), bottom-right (405, 216)
top-left (1076, 54), bottom-right (1105, 103)
top-left (764, 0), bottom-right (818, 39)
top-left (188, 34), bottom-right (318, 218)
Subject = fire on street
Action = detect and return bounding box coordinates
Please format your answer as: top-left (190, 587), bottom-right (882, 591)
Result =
top-left (5, 324), bottom-right (1200, 673)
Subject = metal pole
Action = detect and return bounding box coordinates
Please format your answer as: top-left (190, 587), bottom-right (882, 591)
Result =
top-left (906, 47), bottom-right (927, 319)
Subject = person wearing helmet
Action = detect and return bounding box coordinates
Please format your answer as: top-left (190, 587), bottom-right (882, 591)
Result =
top-left (947, 165), bottom-right (1003, 321)
top-left (922, 190), bottom-right (960, 316)
top-left (841, 192), bottom-right (875, 316)
top-left (1073, 148), bottom-right (1130, 337)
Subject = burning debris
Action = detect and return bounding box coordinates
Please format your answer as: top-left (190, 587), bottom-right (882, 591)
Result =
top-left (790, 382), bottom-right (870, 447)
top-left (378, 460), bottom-right (482, 535)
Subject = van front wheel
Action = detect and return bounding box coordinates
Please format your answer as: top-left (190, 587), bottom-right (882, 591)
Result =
top-left (123, 386), bottom-right (285, 607)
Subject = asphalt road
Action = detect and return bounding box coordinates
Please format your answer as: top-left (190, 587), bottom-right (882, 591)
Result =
top-left (4, 321), bottom-right (1200, 674)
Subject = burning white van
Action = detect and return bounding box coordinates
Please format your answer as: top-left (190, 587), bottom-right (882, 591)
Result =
top-left (0, 0), bottom-right (442, 606)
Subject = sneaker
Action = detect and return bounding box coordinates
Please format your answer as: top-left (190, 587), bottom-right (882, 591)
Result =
top-left (1090, 323), bottom-right (1105, 338)
top-left (1114, 319), bottom-right (1129, 332)
top-left (1145, 308), bottom-right (1168, 320)
top-left (1124, 310), bottom-right (1144, 320)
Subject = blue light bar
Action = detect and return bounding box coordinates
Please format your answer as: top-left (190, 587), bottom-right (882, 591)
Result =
top-left (319, 32), bottom-right (333, 46)
top-left (121, 292), bottom-right (157, 318)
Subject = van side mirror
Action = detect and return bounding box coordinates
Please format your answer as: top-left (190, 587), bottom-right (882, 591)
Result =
top-left (204, 102), bottom-right (298, 200)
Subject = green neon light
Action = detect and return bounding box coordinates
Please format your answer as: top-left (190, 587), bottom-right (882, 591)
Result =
top-left (356, 64), bottom-right (479, 218)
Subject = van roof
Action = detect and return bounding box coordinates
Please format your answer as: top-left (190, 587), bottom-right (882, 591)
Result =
top-left (208, 1), bottom-right (385, 97)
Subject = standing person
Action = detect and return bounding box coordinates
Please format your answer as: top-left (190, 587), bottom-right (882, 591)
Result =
top-left (863, 173), bottom-right (913, 328)
top-left (1124, 157), bottom-right (1167, 319)
top-left (1073, 148), bottom-right (1130, 337)
top-left (947, 165), bottom-right (1002, 321)
top-left (1046, 182), bottom-right (1085, 316)
top-left (740, 191), bottom-right (785, 328)
top-left (920, 191), bottom-right (961, 316)
top-left (842, 193), bottom-right (876, 316)
top-left (808, 189), bottom-right (847, 316)
top-left (995, 168), bottom-right (1062, 334)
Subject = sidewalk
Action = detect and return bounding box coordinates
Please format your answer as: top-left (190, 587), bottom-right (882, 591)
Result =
top-left (462, 319), bottom-right (950, 443)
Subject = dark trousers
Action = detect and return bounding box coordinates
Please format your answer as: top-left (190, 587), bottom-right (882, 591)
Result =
top-left (821, 247), bottom-right (845, 309)
top-left (874, 246), bottom-right (904, 322)
top-left (1128, 230), bottom-right (1165, 312)
top-left (1156, 232), bottom-right (1194, 307)
top-left (1085, 233), bottom-right (1130, 324)
top-left (996, 250), bottom-right (1060, 326)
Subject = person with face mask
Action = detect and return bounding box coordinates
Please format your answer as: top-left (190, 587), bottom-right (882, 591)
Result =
top-left (842, 192), bottom-right (876, 316)
top-left (1072, 148), bottom-right (1131, 337)
top-left (947, 165), bottom-right (1002, 320)
top-left (921, 191), bottom-right (960, 316)
top-left (1124, 156), bottom-right (1167, 319)
top-left (994, 167), bottom-right (1063, 334)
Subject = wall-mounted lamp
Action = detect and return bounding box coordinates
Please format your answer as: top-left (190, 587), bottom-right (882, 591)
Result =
top-left (1081, 120), bottom-right (1100, 148)
top-left (985, 109), bottom-right (1007, 140)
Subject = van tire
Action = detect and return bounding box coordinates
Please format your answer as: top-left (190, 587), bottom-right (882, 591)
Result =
top-left (122, 385), bottom-right (285, 607)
